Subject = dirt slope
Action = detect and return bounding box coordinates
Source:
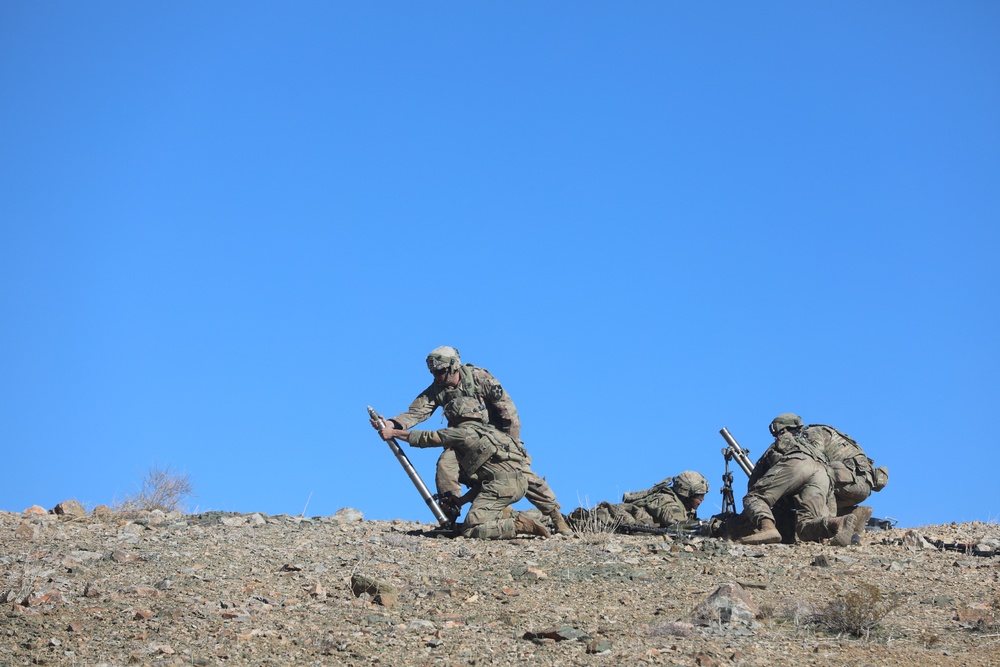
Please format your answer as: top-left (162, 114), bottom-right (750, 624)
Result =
top-left (2, 509), bottom-right (998, 666)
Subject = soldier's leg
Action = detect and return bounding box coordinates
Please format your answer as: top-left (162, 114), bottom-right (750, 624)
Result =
top-left (520, 463), bottom-right (572, 535)
top-left (793, 462), bottom-right (855, 545)
top-left (463, 474), bottom-right (526, 540)
top-left (741, 457), bottom-right (816, 545)
top-left (435, 449), bottom-right (463, 498)
top-left (835, 480), bottom-right (872, 510)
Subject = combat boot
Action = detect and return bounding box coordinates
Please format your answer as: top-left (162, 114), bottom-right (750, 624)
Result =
top-left (548, 511), bottom-right (573, 536)
top-left (513, 513), bottom-right (551, 538)
top-left (849, 506), bottom-right (873, 545)
top-left (739, 518), bottom-right (782, 545)
top-left (827, 514), bottom-right (858, 547)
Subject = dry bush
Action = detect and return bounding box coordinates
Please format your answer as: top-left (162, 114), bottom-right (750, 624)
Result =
top-left (114, 465), bottom-right (195, 514)
top-left (568, 512), bottom-right (623, 545)
top-left (815, 582), bottom-right (901, 638)
top-left (773, 599), bottom-right (818, 628)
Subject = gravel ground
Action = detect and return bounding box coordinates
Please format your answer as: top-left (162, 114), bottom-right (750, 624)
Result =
top-left (2, 508), bottom-right (999, 666)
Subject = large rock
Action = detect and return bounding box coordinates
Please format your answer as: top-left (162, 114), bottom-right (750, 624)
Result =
top-left (333, 507), bottom-right (364, 523)
top-left (52, 500), bottom-right (87, 517)
top-left (692, 582), bottom-right (759, 625)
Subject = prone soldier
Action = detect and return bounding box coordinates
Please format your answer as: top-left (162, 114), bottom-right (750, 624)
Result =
top-left (568, 471), bottom-right (709, 533)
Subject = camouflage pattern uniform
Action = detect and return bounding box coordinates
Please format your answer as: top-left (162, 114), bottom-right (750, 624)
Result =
top-left (404, 408), bottom-right (528, 539)
top-left (743, 429), bottom-right (838, 542)
top-left (800, 424), bottom-right (888, 510)
top-left (389, 351), bottom-right (563, 522)
top-left (568, 472), bottom-right (708, 531)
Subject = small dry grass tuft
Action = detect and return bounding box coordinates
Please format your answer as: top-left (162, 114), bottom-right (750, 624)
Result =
top-left (114, 465), bottom-right (195, 515)
top-left (815, 582), bottom-right (901, 638)
top-left (567, 500), bottom-right (623, 544)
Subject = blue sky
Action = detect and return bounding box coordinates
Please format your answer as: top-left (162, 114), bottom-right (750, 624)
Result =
top-left (2, 3), bottom-right (997, 528)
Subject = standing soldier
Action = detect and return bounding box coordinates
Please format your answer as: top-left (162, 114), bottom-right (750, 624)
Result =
top-left (381, 397), bottom-right (551, 539)
top-left (371, 346), bottom-right (572, 535)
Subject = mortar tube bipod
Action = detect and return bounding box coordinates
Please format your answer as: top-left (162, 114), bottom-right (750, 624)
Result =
top-left (367, 406), bottom-right (451, 526)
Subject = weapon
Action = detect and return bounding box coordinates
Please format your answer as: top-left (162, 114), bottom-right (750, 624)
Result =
top-left (717, 427), bottom-right (754, 515)
top-left (367, 406), bottom-right (451, 527)
top-left (614, 520), bottom-right (709, 539)
top-left (719, 428), bottom-right (754, 477)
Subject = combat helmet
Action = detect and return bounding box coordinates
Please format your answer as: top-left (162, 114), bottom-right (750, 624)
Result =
top-left (426, 346), bottom-right (461, 376)
top-left (769, 412), bottom-right (803, 436)
top-left (671, 471), bottom-right (709, 498)
top-left (444, 397), bottom-right (487, 424)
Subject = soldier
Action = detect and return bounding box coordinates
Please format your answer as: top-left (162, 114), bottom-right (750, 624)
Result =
top-left (372, 346), bottom-right (572, 535)
top-left (568, 471), bottom-right (709, 532)
top-left (381, 397), bottom-right (551, 539)
top-left (799, 420), bottom-right (889, 541)
top-left (740, 413), bottom-right (856, 546)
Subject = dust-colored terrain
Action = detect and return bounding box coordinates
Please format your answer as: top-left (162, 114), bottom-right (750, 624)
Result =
top-left (2, 506), bottom-right (998, 666)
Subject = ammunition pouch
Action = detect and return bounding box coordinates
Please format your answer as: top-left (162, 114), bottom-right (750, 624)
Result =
top-left (872, 466), bottom-right (889, 492)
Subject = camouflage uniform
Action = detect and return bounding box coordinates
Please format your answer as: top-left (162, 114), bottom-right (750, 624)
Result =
top-left (405, 416), bottom-right (527, 539)
top-left (743, 430), bottom-right (837, 542)
top-left (568, 472), bottom-right (707, 531)
top-left (799, 424), bottom-right (888, 510)
top-left (389, 360), bottom-right (563, 518)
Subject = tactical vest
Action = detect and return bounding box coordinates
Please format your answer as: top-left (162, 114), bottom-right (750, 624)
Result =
top-left (773, 430), bottom-right (826, 462)
top-left (431, 365), bottom-right (503, 428)
top-left (453, 422), bottom-right (525, 477)
top-left (622, 478), bottom-right (673, 504)
top-left (804, 424), bottom-right (875, 483)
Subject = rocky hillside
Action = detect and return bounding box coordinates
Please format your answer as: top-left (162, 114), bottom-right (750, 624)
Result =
top-left (2, 504), bottom-right (998, 666)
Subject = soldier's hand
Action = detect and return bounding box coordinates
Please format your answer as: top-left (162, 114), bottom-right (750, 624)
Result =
top-left (369, 415), bottom-right (383, 431)
top-left (382, 426), bottom-right (405, 441)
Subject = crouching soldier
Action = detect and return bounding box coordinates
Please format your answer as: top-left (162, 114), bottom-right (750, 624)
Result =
top-left (740, 414), bottom-right (856, 546)
top-left (381, 397), bottom-right (551, 539)
top-left (798, 419), bottom-right (889, 541)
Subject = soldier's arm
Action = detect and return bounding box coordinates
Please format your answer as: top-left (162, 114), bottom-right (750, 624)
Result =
top-left (387, 385), bottom-right (440, 430)
top-left (385, 426), bottom-right (466, 450)
top-left (474, 367), bottom-right (521, 439)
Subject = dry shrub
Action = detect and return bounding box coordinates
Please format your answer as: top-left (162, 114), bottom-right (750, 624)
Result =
top-left (569, 513), bottom-right (623, 545)
top-left (114, 465), bottom-right (195, 514)
top-left (815, 582), bottom-right (900, 638)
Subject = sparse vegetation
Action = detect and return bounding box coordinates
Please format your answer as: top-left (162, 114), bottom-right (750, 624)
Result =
top-left (113, 464), bottom-right (195, 515)
top-left (567, 496), bottom-right (624, 542)
top-left (815, 582), bottom-right (901, 638)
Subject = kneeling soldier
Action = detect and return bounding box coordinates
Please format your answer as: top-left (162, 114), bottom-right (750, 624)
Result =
top-left (381, 397), bottom-right (550, 539)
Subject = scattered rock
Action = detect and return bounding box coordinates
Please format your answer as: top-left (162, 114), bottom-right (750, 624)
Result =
top-left (53, 500), bottom-right (88, 517)
top-left (15, 521), bottom-right (40, 541)
top-left (350, 574), bottom-right (398, 607)
top-left (586, 638), bottom-right (612, 653)
top-left (692, 582), bottom-right (759, 626)
top-left (0, 510), bottom-right (995, 665)
top-left (333, 507), bottom-right (364, 522)
top-left (811, 553), bottom-right (832, 567)
top-left (903, 530), bottom-right (934, 550)
top-left (523, 625), bottom-right (589, 643)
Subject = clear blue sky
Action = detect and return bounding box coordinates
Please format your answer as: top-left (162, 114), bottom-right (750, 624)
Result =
top-left (2, 3), bottom-right (997, 528)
